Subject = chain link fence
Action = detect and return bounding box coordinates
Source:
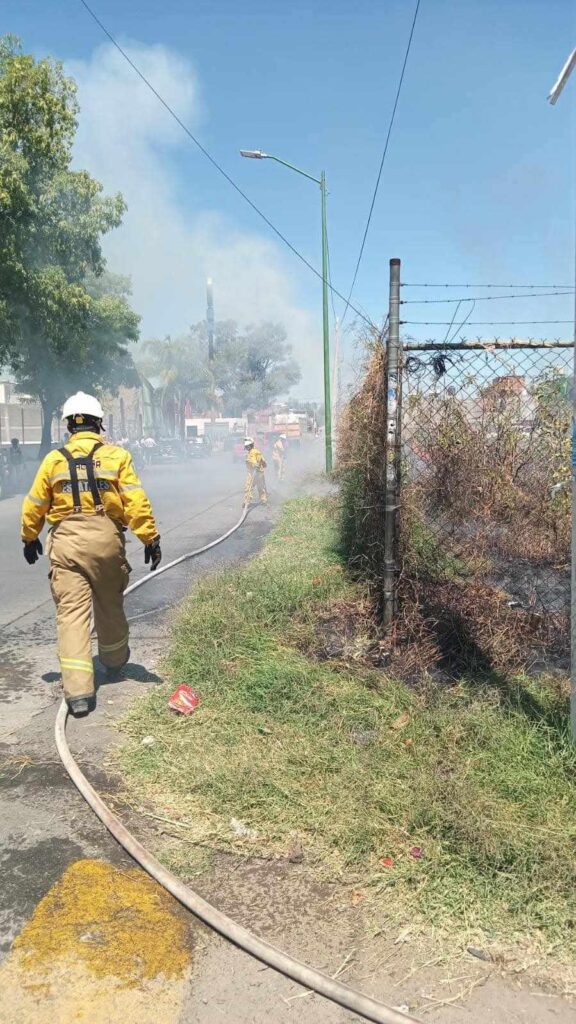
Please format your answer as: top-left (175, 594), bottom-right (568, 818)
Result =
top-left (397, 339), bottom-right (571, 672)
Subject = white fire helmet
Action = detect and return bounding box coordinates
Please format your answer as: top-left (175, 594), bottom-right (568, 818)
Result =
top-left (280, 434), bottom-right (287, 440)
top-left (61, 391), bottom-right (104, 421)
top-left (243, 437), bottom-right (254, 449)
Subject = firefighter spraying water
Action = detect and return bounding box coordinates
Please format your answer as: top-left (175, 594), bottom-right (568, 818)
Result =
top-left (20, 392), bottom-right (162, 718)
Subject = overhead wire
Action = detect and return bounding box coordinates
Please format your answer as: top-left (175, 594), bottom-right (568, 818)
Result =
top-left (340, 0), bottom-right (422, 327)
top-left (401, 282), bottom-right (575, 289)
top-left (402, 319), bottom-right (573, 326)
top-left (76, 0), bottom-right (378, 332)
top-left (444, 299), bottom-right (475, 345)
top-left (401, 290), bottom-right (573, 303)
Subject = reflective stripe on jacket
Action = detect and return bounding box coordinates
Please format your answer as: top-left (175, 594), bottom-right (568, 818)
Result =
top-left (21, 431), bottom-right (158, 545)
top-left (245, 447), bottom-right (266, 471)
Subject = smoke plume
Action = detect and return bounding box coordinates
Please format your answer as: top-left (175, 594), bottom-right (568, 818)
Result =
top-left (69, 41), bottom-right (321, 398)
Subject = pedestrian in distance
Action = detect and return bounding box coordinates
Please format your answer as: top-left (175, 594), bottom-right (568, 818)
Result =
top-left (272, 433), bottom-right (287, 482)
top-left (8, 437), bottom-right (24, 492)
top-left (140, 434), bottom-right (157, 466)
top-left (20, 392), bottom-right (162, 718)
top-left (243, 437), bottom-right (268, 507)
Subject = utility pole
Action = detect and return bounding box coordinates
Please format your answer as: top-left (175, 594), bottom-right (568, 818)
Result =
top-left (321, 171), bottom-right (332, 472)
top-left (548, 49), bottom-right (576, 740)
top-left (332, 316), bottom-right (341, 426)
top-left (383, 258), bottom-right (402, 626)
top-left (207, 277), bottom-right (215, 362)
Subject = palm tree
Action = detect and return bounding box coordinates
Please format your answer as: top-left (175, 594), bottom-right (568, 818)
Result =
top-left (139, 335), bottom-right (219, 438)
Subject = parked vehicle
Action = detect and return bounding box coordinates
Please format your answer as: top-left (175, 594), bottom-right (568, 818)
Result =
top-left (187, 436), bottom-right (211, 458)
top-left (154, 438), bottom-right (191, 464)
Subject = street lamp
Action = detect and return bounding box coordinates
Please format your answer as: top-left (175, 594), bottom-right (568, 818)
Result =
top-left (548, 48), bottom-right (576, 740)
top-left (240, 149), bottom-right (332, 473)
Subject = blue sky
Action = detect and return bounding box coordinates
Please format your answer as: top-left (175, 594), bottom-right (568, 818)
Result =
top-left (4, 0), bottom-right (575, 396)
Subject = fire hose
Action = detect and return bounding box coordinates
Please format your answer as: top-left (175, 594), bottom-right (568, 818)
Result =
top-left (55, 501), bottom-right (422, 1024)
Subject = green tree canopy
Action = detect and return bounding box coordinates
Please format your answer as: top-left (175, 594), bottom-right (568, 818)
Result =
top-left (139, 320), bottom-right (301, 436)
top-left (0, 36), bottom-right (139, 451)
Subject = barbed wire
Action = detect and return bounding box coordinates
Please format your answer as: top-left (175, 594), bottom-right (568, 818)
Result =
top-left (403, 319), bottom-right (573, 326)
top-left (401, 282), bottom-right (575, 289)
top-left (401, 290), bottom-right (573, 304)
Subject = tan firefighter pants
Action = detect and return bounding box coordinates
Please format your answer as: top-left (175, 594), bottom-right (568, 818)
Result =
top-left (46, 513), bottom-right (131, 700)
top-left (273, 454), bottom-right (285, 481)
top-left (244, 468), bottom-right (268, 506)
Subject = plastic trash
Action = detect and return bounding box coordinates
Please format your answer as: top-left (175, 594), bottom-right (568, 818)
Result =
top-left (168, 684), bottom-right (201, 715)
top-left (230, 817), bottom-right (258, 839)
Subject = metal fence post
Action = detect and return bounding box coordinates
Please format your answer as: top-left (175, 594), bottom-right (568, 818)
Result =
top-left (383, 257), bottom-right (402, 625)
top-left (571, 252), bottom-right (576, 741)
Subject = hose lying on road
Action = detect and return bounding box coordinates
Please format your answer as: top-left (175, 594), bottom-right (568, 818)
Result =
top-left (55, 501), bottom-right (422, 1024)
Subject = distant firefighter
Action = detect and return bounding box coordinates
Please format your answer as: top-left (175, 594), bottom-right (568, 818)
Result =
top-left (243, 437), bottom-right (268, 506)
top-left (272, 434), bottom-right (287, 481)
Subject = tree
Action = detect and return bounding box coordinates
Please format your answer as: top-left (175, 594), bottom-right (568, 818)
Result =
top-left (139, 335), bottom-right (217, 439)
top-left (0, 36), bottom-right (139, 452)
top-left (139, 321), bottom-right (301, 432)
top-left (13, 272), bottom-right (140, 443)
top-left (191, 319), bottom-right (301, 415)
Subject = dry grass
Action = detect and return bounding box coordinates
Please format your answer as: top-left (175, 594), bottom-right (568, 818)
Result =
top-left (117, 497), bottom-right (576, 968)
top-left (336, 343), bottom-right (570, 677)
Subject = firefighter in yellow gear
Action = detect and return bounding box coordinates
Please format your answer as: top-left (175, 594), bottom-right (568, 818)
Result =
top-left (243, 437), bottom-right (268, 506)
top-left (272, 434), bottom-right (287, 481)
top-left (21, 392), bottom-right (161, 717)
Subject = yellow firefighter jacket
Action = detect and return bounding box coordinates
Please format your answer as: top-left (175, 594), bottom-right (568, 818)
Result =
top-left (245, 447), bottom-right (266, 471)
top-left (21, 432), bottom-right (158, 545)
top-left (272, 438), bottom-right (285, 459)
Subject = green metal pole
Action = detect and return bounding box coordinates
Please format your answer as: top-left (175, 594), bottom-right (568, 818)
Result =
top-left (321, 171), bottom-right (332, 473)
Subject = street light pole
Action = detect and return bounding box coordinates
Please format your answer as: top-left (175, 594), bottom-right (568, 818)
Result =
top-left (548, 49), bottom-right (576, 740)
top-left (320, 170), bottom-right (332, 472)
top-left (240, 149), bottom-right (332, 473)
top-left (206, 277), bottom-right (214, 362)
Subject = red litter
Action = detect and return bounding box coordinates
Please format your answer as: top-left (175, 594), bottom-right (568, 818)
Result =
top-left (168, 684), bottom-right (201, 716)
top-left (409, 846), bottom-right (423, 859)
top-left (380, 856), bottom-right (394, 868)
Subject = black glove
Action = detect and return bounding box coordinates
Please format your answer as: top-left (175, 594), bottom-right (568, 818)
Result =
top-left (144, 536), bottom-right (162, 571)
top-left (23, 539), bottom-right (43, 565)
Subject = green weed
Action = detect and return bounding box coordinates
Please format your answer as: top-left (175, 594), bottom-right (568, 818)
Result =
top-left (118, 497), bottom-right (576, 956)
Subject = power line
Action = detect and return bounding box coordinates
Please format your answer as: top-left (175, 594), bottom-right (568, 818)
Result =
top-left (76, 0), bottom-right (377, 331)
top-left (445, 299), bottom-right (476, 345)
top-left (340, 0), bottom-right (422, 326)
top-left (401, 290), bottom-right (573, 304)
top-left (401, 282), bottom-right (575, 289)
top-left (403, 319), bottom-right (573, 326)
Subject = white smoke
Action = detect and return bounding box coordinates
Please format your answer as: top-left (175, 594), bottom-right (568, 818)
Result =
top-left (69, 41), bottom-right (321, 398)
